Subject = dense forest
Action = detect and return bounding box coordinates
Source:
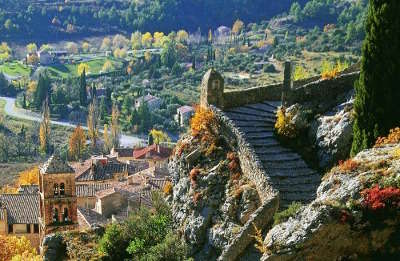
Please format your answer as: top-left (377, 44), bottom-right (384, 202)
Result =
top-left (0, 0), bottom-right (308, 40)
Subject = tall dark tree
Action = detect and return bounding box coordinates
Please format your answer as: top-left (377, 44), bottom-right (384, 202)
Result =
top-left (79, 68), bottom-right (87, 106)
top-left (351, 0), bottom-right (400, 155)
top-left (34, 74), bottom-right (50, 109)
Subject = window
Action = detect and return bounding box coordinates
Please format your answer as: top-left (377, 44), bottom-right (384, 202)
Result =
top-left (54, 183), bottom-right (59, 196)
top-left (63, 208), bottom-right (69, 222)
top-left (212, 79), bottom-right (220, 89)
top-left (53, 208), bottom-right (59, 222)
top-left (34, 224), bottom-right (39, 233)
top-left (8, 224), bottom-right (13, 233)
top-left (27, 224), bottom-right (31, 233)
top-left (60, 183), bottom-right (65, 196)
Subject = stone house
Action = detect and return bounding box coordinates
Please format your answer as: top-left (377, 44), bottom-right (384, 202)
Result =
top-left (37, 50), bottom-right (53, 65)
top-left (110, 147), bottom-right (135, 162)
top-left (133, 144), bottom-right (172, 169)
top-left (0, 194), bottom-right (41, 248)
top-left (175, 105), bottom-right (195, 127)
top-left (75, 183), bottom-right (111, 209)
top-left (94, 188), bottom-right (127, 218)
top-left (134, 94), bottom-right (162, 110)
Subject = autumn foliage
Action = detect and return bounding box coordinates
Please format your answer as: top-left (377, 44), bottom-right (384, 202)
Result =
top-left (0, 235), bottom-right (41, 261)
top-left (190, 168), bottom-right (200, 187)
top-left (338, 159), bottom-right (359, 172)
top-left (190, 106), bottom-right (218, 143)
top-left (69, 125), bottom-right (86, 160)
top-left (17, 167), bottom-right (39, 186)
top-left (374, 127), bottom-right (400, 147)
top-left (361, 185), bottom-right (400, 211)
top-left (163, 181), bottom-right (173, 196)
top-left (275, 107), bottom-right (297, 139)
top-left (227, 152), bottom-right (241, 180)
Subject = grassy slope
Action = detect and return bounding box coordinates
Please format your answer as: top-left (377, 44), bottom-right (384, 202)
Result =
top-left (47, 57), bottom-right (123, 78)
top-left (0, 61), bottom-right (31, 77)
top-left (0, 99), bottom-right (73, 187)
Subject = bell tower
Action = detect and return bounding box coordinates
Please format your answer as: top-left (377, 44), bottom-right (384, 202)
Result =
top-left (39, 155), bottom-right (78, 240)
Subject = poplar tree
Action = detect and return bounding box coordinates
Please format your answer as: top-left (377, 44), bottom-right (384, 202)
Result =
top-left (351, 0), bottom-right (400, 155)
top-left (39, 99), bottom-right (51, 154)
top-left (79, 68), bottom-right (87, 106)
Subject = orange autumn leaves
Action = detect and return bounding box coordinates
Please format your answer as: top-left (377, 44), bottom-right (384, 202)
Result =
top-left (0, 235), bottom-right (41, 261)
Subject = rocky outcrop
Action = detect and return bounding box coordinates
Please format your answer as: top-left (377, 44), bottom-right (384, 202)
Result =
top-left (309, 91), bottom-right (354, 169)
top-left (262, 144), bottom-right (400, 260)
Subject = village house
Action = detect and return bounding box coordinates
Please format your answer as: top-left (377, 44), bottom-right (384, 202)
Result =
top-left (133, 144), bottom-right (172, 169)
top-left (0, 194), bottom-right (41, 248)
top-left (175, 105), bottom-right (195, 127)
top-left (110, 147), bottom-right (135, 162)
top-left (37, 50), bottom-right (53, 65)
top-left (134, 94), bottom-right (162, 110)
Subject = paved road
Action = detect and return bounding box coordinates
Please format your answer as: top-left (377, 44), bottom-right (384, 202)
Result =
top-left (0, 96), bottom-right (145, 147)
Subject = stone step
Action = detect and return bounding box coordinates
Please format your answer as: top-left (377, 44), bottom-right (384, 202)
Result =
top-left (236, 126), bottom-right (274, 133)
top-left (259, 152), bottom-right (302, 162)
top-left (245, 132), bottom-right (275, 139)
top-left (263, 159), bottom-right (308, 169)
top-left (253, 146), bottom-right (292, 155)
top-left (231, 120), bottom-right (275, 128)
top-left (280, 191), bottom-right (316, 202)
top-left (245, 103), bottom-right (277, 114)
top-left (276, 183), bottom-right (320, 193)
top-left (249, 139), bottom-right (281, 147)
top-left (262, 101), bottom-right (281, 108)
top-left (267, 167), bottom-right (317, 177)
top-left (224, 112), bottom-right (275, 123)
top-left (270, 174), bottom-right (321, 186)
top-left (226, 107), bottom-right (276, 118)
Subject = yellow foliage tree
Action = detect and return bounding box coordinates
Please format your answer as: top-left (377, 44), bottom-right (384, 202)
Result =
top-left (190, 106), bottom-right (218, 144)
top-left (26, 43), bottom-right (37, 54)
top-left (150, 129), bottom-right (171, 145)
top-left (102, 60), bottom-right (113, 72)
top-left (275, 107), bottom-right (297, 139)
top-left (321, 60), bottom-right (349, 79)
top-left (176, 30), bottom-right (189, 43)
top-left (17, 167), bottom-right (39, 186)
top-left (153, 32), bottom-right (165, 47)
top-left (27, 54), bottom-right (39, 65)
top-left (293, 66), bottom-right (310, 81)
top-left (144, 51), bottom-right (152, 63)
top-left (0, 235), bottom-right (41, 261)
top-left (82, 42), bottom-right (90, 53)
top-left (232, 19), bottom-right (244, 35)
top-left (77, 63), bottom-right (89, 76)
top-left (39, 100), bottom-right (51, 154)
top-left (103, 124), bottom-right (112, 153)
top-left (142, 32), bottom-right (153, 48)
top-left (87, 99), bottom-right (99, 148)
top-left (101, 37), bottom-right (112, 51)
top-left (0, 42), bottom-right (11, 61)
top-left (131, 31), bottom-right (142, 50)
top-left (69, 125), bottom-right (86, 160)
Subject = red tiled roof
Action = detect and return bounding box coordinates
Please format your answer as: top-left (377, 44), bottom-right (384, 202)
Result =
top-left (177, 105), bottom-right (194, 114)
top-left (133, 144), bottom-right (172, 160)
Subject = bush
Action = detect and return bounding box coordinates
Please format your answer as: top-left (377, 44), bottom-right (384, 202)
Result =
top-left (361, 185), bottom-right (400, 211)
top-left (338, 159), bottom-right (359, 172)
top-left (273, 202), bottom-right (303, 225)
top-left (275, 107), bottom-right (297, 139)
top-left (375, 127), bottom-right (400, 147)
top-left (163, 181), bottom-right (173, 196)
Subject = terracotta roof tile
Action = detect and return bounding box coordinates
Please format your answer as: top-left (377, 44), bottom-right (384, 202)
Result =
top-left (133, 144), bottom-right (172, 160)
top-left (0, 194), bottom-right (40, 224)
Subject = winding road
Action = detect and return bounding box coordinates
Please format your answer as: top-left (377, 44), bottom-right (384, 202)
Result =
top-left (0, 96), bottom-right (145, 147)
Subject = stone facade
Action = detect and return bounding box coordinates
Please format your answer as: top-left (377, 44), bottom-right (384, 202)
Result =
top-left (39, 156), bottom-right (79, 243)
top-left (200, 68), bottom-right (225, 108)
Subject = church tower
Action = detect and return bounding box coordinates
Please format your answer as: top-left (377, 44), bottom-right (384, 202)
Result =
top-left (39, 155), bottom-right (78, 240)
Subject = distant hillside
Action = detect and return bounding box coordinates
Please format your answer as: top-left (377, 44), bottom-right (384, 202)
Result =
top-left (0, 0), bottom-right (307, 41)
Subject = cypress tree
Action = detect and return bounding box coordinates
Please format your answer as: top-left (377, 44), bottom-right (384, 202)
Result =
top-left (351, 0), bottom-right (400, 156)
top-left (79, 68), bottom-right (87, 106)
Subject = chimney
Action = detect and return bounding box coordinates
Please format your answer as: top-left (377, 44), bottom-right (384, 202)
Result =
top-left (157, 144), bottom-right (160, 154)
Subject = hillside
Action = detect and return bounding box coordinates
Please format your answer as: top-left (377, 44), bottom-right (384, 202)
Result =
top-left (0, 0), bottom-right (307, 41)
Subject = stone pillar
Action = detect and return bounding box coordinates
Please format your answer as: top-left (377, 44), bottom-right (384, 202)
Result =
top-left (200, 68), bottom-right (224, 108)
top-left (281, 61), bottom-right (292, 107)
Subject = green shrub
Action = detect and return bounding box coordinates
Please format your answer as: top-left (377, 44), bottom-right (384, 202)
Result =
top-left (273, 202), bottom-right (303, 226)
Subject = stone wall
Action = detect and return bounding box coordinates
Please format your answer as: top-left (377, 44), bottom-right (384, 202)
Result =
top-left (200, 66), bottom-right (360, 110)
top-left (211, 105), bottom-right (279, 261)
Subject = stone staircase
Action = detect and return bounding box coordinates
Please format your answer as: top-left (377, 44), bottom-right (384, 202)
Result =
top-left (223, 101), bottom-right (321, 208)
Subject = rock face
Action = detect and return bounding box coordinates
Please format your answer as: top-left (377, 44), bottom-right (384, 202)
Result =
top-left (309, 91), bottom-right (354, 169)
top-left (169, 134), bottom-right (262, 260)
top-left (262, 144), bottom-right (400, 260)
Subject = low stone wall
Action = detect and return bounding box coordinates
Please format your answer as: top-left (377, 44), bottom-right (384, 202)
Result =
top-left (223, 83), bottom-right (282, 109)
top-left (219, 197), bottom-right (278, 261)
top-left (286, 71), bottom-right (360, 107)
top-left (211, 106), bottom-right (279, 261)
